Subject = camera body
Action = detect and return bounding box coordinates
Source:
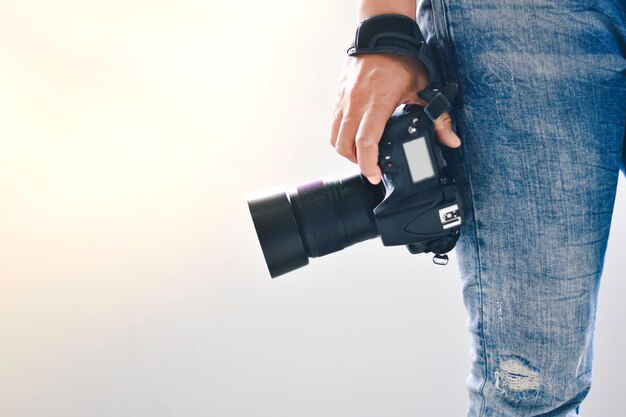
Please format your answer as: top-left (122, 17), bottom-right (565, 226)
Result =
top-left (374, 104), bottom-right (462, 258)
top-left (246, 103), bottom-right (463, 277)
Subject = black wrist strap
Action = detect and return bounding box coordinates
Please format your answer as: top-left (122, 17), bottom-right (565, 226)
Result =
top-left (347, 14), bottom-right (458, 122)
top-left (347, 14), bottom-right (426, 59)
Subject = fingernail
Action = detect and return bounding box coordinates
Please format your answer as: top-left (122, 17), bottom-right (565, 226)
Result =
top-left (367, 175), bottom-right (380, 185)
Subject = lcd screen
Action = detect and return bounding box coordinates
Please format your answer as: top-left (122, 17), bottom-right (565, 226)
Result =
top-left (402, 137), bottom-right (435, 183)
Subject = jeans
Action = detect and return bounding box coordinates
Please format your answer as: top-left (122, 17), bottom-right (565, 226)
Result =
top-left (417, 0), bottom-right (626, 415)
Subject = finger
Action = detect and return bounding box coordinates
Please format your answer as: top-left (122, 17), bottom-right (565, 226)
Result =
top-left (335, 108), bottom-right (361, 164)
top-left (433, 112), bottom-right (461, 148)
top-left (329, 107), bottom-right (343, 148)
top-left (355, 105), bottom-right (393, 185)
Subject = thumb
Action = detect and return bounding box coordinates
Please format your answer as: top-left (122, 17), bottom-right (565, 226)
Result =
top-left (433, 112), bottom-right (461, 148)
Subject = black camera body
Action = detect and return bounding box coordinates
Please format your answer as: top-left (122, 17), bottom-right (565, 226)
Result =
top-left (374, 104), bottom-right (462, 257)
top-left (247, 14), bottom-right (464, 277)
top-left (247, 104), bottom-right (463, 278)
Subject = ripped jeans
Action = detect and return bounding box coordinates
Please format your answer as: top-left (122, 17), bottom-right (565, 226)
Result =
top-left (417, 0), bottom-right (626, 416)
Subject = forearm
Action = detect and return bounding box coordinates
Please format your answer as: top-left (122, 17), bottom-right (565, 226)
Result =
top-left (357, 0), bottom-right (416, 20)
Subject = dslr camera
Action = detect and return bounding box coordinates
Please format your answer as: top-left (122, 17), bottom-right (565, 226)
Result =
top-left (246, 14), bottom-right (464, 278)
top-left (247, 103), bottom-right (463, 278)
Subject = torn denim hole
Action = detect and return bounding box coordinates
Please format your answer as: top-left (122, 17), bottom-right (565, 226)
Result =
top-left (495, 356), bottom-right (541, 394)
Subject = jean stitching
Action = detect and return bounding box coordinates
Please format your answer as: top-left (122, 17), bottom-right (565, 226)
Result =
top-left (460, 126), bottom-right (489, 417)
top-left (435, 1), bottom-right (490, 415)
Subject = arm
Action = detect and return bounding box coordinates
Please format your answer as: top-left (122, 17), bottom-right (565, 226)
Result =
top-left (329, 0), bottom-right (460, 185)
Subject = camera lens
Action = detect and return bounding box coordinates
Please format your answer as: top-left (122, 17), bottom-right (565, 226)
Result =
top-left (247, 174), bottom-right (385, 278)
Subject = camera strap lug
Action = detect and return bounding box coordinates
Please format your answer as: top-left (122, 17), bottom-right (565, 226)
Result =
top-left (418, 83), bottom-right (458, 123)
top-left (433, 253), bottom-right (449, 266)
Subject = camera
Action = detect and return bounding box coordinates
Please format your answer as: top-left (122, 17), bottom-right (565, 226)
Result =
top-left (247, 103), bottom-right (463, 278)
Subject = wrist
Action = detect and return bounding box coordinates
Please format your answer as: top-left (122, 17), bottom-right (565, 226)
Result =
top-left (347, 14), bottom-right (426, 60)
top-left (357, 0), bottom-right (416, 21)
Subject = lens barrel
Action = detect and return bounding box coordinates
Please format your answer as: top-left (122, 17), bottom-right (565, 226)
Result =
top-left (247, 173), bottom-right (385, 278)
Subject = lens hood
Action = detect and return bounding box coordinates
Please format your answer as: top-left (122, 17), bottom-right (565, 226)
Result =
top-left (247, 188), bottom-right (309, 278)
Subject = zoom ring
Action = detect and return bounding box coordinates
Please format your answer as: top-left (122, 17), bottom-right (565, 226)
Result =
top-left (296, 181), bottom-right (346, 257)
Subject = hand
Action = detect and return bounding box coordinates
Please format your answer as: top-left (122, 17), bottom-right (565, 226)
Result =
top-left (329, 54), bottom-right (461, 185)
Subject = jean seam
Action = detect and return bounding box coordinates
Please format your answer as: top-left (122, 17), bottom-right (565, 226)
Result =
top-left (435, 1), bottom-right (490, 416)
top-left (470, 179), bottom-right (488, 417)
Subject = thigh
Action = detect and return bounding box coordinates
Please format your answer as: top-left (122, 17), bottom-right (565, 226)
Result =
top-left (425, 0), bottom-right (626, 415)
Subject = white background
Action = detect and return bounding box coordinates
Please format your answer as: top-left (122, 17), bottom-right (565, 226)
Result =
top-left (0, 1), bottom-right (624, 416)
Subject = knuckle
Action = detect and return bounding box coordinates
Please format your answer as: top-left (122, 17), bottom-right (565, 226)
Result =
top-left (334, 142), bottom-right (346, 154)
top-left (337, 147), bottom-right (353, 159)
top-left (355, 136), bottom-right (377, 149)
top-left (339, 115), bottom-right (355, 126)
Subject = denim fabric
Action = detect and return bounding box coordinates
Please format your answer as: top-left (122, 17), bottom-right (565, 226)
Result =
top-left (417, 0), bottom-right (626, 416)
